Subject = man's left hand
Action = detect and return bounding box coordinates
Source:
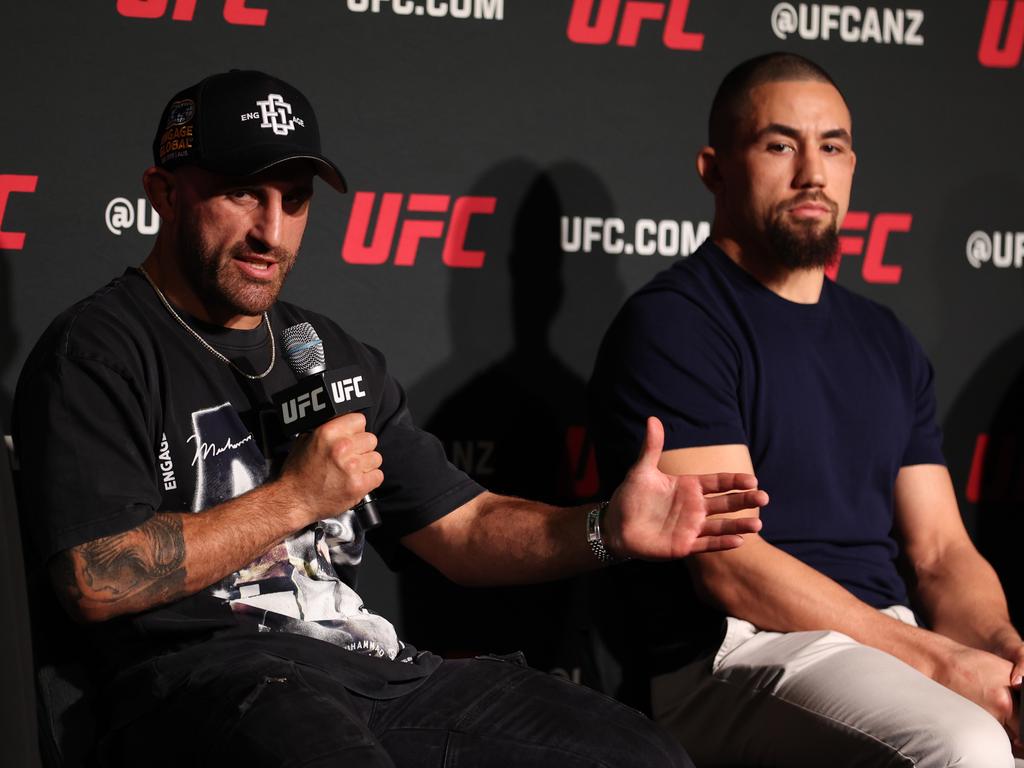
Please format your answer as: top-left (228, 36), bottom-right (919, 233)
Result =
top-left (996, 641), bottom-right (1024, 756)
top-left (988, 626), bottom-right (1024, 688)
top-left (604, 416), bottom-right (767, 560)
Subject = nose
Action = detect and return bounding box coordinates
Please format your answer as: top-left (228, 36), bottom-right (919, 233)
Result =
top-left (794, 146), bottom-right (826, 190)
top-left (248, 192), bottom-right (284, 253)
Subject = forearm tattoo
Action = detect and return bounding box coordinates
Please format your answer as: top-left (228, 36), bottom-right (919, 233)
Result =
top-left (59, 514), bottom-right (187, 610)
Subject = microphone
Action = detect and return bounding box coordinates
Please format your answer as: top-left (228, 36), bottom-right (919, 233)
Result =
top-left (274, 322), bottom-right (381, 531)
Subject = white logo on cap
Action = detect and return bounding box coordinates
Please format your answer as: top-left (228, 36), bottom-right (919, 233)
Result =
top-left (255, 93), bottom-right (305, 136)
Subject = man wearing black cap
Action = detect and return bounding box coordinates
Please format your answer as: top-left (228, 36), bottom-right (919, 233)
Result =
top-left (13, 70), bottom-right (765, 767)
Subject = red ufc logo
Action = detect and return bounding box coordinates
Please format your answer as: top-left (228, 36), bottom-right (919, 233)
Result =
top-left (967, 433), bottom-right (990, 504)
top-left (979, 0), bottom-right (1024, 67)
top-left (566, 0), bottom-right (703, 50)
top-left (116, 0), bottom-right (268, 26)
top-left (342, 192), bottom-right (497, 268)
top-left (0, 174), bottom-right (39, 251)
top-left (826, 211), bottom-right (912, 285)
top-left (965, 433), bottom-right (1024, 503)
top-left (565, 426), bottom-right (600, 500)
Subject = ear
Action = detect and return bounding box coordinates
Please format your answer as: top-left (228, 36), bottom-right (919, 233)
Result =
top-left (696, 145), bottom-right (722, 194)
top-left (142, 167), bottom-right (177, 224)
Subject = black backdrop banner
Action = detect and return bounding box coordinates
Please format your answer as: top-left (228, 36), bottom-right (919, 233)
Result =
top-left (2, 1), bottom-right (1023, 763)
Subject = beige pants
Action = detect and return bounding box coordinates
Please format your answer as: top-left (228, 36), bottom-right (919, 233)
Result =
top-left (652, 606), bottom-right (1017, 768)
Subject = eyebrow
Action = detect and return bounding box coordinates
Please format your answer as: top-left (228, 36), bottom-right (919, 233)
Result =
top-left (755, 123), bottom-right (852, 144)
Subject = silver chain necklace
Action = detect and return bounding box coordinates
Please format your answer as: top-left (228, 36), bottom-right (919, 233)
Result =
top-left (136, 265), bottom-right (277, 380)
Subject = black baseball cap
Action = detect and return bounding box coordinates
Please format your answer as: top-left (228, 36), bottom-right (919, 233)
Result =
top-left (152, 70), bottom-right (347, 193)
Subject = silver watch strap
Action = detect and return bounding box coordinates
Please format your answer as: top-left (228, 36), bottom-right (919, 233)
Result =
top-left (586, 501), bottom-right (623, 564)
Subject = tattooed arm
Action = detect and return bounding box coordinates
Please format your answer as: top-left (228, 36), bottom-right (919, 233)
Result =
top-left (50, 515), bottom-right (188, 621)
top-left (50, 412), bottom-right (385, 622)
top-left (50, 484), bottom-right (301, 622)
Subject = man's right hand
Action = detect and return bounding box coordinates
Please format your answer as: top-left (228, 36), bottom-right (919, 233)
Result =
top-left (278, 412), bottom-right (384, 527)
top-left (929, 638), bottom-right (1019, 747)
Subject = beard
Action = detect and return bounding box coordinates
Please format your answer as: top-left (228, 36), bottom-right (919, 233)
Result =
top-left (764, 193), bottom-right (840, 271)
top-left (178, 219), bottom-right (295, 319)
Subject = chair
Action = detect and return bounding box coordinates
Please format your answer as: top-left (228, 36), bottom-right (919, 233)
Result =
top-left (4, 434), bottom-right (97, 768)
top-left (1, 434), bottom-right (42, 766)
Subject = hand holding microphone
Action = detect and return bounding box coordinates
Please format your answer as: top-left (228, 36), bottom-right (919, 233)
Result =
top-left (274, 322), bottom-right (383, 530)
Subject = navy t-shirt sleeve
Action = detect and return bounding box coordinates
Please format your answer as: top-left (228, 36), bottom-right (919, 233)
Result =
top-left (591, 288), bottom-right (746, 488)
top-left (14, 351), bottom-right (159, 562)
top-left (898, 321), bottom-right (946, 467)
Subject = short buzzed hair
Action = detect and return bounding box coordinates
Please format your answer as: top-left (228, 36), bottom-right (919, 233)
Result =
top-left (708, 52), bottom-right (847, 150)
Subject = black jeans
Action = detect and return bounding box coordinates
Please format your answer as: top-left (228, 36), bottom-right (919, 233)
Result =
top-left (101, 640), bottom-right (693, 768)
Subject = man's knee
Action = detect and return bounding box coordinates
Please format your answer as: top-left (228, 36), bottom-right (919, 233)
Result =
top-left (530, 677), bottom-right (695, 768)
top-left (517, 671), bottom-right (694, 768)
top-left (610, 708), bottom-right (696, 768)
top-left (910, 705), bottom-right (1013, 768)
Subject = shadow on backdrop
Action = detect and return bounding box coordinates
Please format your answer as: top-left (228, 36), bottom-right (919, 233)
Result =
top-left (0, 253), bottom-right (15, 427)
top-left (940, 177), bottom-right (1024, 630)
top-left (944, 326), bottom-right (1024, 629)
top-left (401, 160), bottom-right (623, 688)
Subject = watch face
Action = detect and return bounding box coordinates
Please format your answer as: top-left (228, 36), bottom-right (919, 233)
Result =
top-left (587, 504), bottom-right (615, 563)
top-left (586, 505), bottom-right (602, 539)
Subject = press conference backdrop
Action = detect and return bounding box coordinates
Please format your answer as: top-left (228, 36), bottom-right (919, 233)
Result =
top-left (2, 1), bottom-right (1023, 762)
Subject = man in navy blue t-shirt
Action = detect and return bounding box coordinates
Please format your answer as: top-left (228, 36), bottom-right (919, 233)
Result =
top-left (590, 53), bottom-right (1023, 767)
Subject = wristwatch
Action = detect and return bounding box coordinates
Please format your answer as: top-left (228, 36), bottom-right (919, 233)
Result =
top-left (586, 501), bottom-right (626, 564)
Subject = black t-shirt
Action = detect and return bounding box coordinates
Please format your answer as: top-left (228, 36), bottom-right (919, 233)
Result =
top-left (14, 268), bottom-right (483, 694)
top-left (588, 243), bottom-right (945, 669)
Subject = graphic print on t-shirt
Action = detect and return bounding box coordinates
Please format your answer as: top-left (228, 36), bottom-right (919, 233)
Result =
top-left (188, 403), bottom-right (266, 512)
top-left (186, 402), bottom-right (402, 660)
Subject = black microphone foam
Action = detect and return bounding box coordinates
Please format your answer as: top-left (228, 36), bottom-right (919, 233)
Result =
top-left (275, 322), bottom-right (381, 530)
